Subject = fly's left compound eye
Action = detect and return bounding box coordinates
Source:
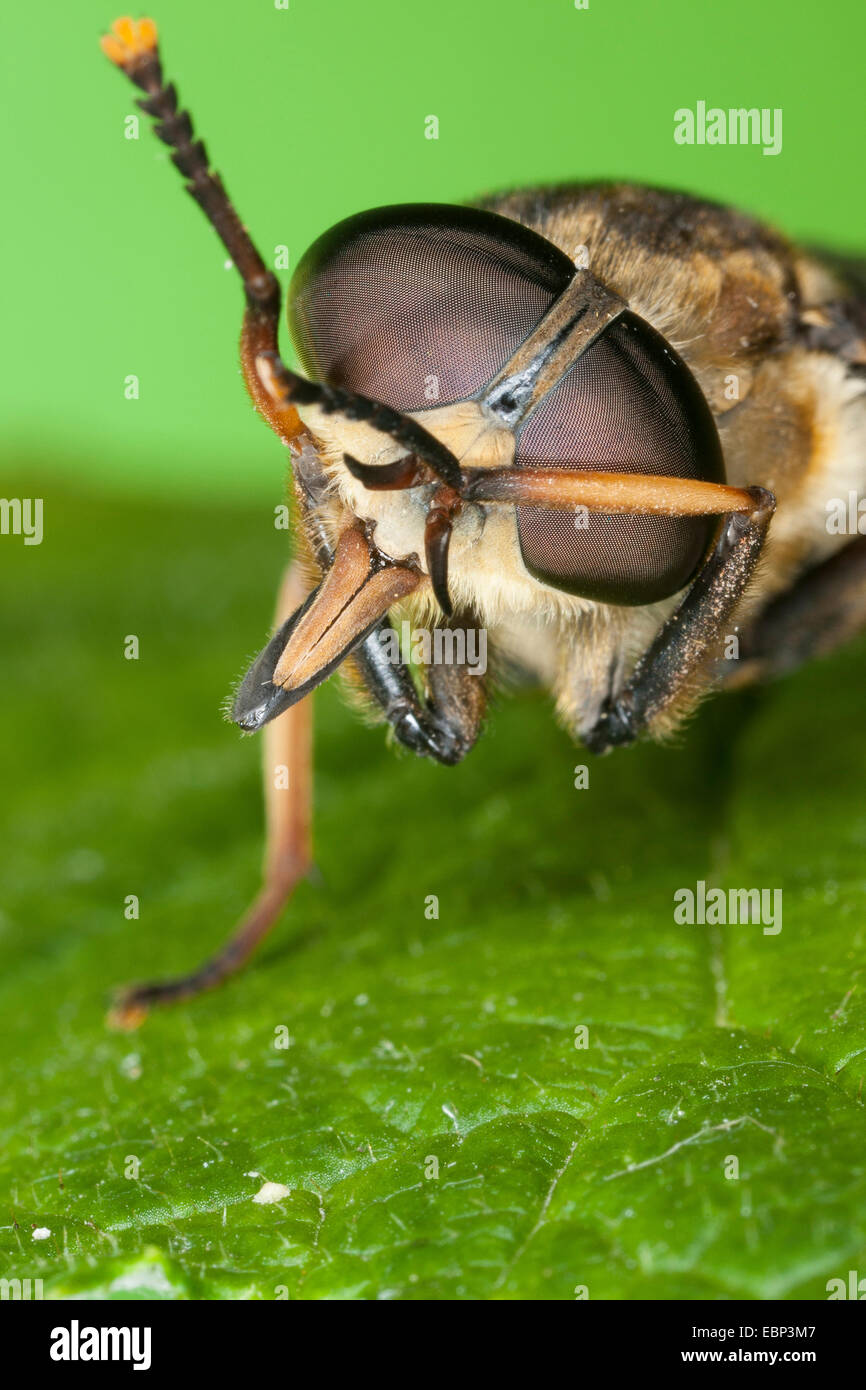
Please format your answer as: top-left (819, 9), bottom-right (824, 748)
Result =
top-left (514, 312), bottom-right (726, 605)
top-left (288, 203), bottom-right (574, 411)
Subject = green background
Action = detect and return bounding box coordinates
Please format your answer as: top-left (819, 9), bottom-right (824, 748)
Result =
top-left (4, 0), bottom-right (864, 497)
top-left (2, 0), bottom-right (866, 1303)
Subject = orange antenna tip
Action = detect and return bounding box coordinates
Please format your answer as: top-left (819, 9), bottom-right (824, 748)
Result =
top-left (99, 16), bottom-right (159, 67)
top-left (113, 16), bottom-right (137, 45)
top-left (99, 34), bottom-right (126, 65)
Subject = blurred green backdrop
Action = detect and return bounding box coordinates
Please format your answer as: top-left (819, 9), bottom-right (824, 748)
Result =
top-left (4, 0), bottom-right (864, 499)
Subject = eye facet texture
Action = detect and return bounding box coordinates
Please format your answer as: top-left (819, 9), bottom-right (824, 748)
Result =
top-left (288, 203), bottom-right (574, 411)
top-left (514, 312), bottom-right (725, 604)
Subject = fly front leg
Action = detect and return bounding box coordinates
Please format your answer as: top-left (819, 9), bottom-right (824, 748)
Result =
top-left (109, 564), bottom-right (314, 1028)
top-left (583, 488), bottom-right (776, 754)
top-left (353, 612), bottom-right (488, 766)
top-left (289, 436), bottom-right (486, 765)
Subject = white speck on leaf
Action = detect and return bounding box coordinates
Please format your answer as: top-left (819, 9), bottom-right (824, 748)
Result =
top-left (252, 1182), bottom-right (291, 1205)
top-left (120, 1053), bottom-right (142, 1080)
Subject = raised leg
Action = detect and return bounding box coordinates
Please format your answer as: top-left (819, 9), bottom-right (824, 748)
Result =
top-left (583, 488), bottom-right (776, 753)
top-left (109, 564), bottom-right (314, 1027)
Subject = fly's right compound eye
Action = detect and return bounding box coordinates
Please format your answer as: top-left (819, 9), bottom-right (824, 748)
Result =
top-left (513, 312), bottom-right (726, 605)
top-left (288, 203), bottom-right (575, 411)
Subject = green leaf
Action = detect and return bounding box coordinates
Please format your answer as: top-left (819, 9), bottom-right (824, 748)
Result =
top-left (2, 483), bottom-right (865, 1300)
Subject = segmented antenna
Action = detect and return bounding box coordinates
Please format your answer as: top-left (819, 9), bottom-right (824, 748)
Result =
top-left (100, 17), bottom-right (278, 316)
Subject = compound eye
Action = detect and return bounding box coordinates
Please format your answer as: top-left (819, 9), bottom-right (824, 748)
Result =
top-left (514, 312), bottom-right (726, 605)
top-left (288, 204), bottom-right (574, 411)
